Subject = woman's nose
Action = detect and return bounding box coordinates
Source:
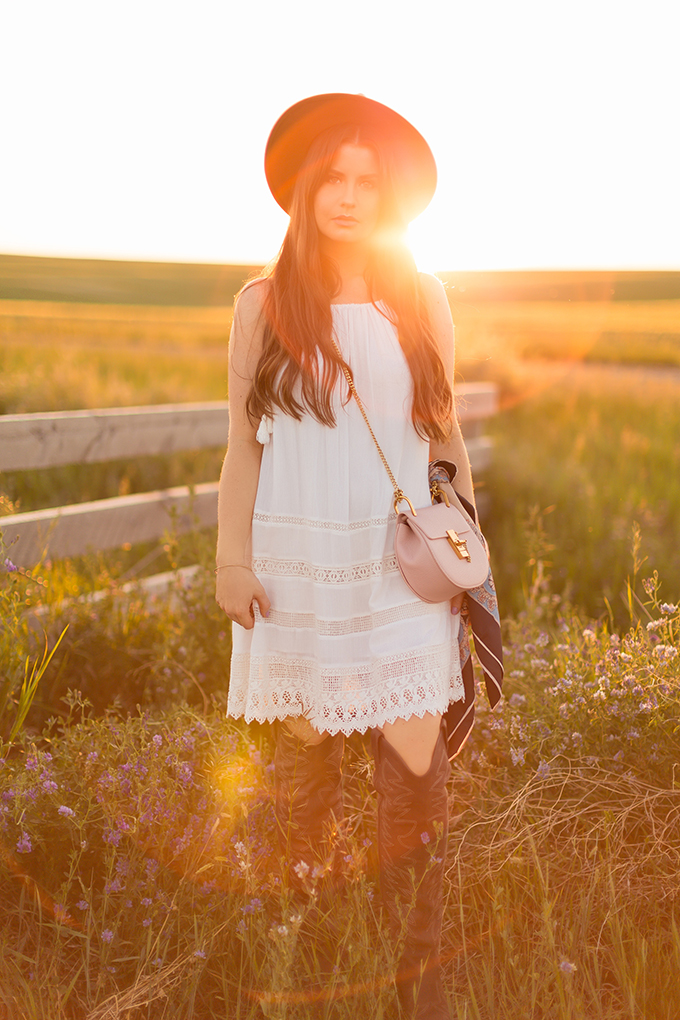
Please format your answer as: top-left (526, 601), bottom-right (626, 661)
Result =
top-left (340, 183), bottom-right (356, 206)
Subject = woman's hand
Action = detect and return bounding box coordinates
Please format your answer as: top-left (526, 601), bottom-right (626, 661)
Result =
top-left (450, 592), bottom-right (465, 617)
top-left (216, 566), bottom-right (271, 630)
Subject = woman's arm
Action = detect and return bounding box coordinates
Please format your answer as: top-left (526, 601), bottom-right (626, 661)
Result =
top-left (420, 273), bottom-right (477, 513)
top-left (215, 281), bottom-right (271, 629)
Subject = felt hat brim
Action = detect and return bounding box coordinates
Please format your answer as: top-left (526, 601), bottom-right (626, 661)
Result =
top-left (264, 93), bottom-right (437, 222)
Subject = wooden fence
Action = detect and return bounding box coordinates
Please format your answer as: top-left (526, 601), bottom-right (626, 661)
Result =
top-left (0, 385), bottom-right (498, 572)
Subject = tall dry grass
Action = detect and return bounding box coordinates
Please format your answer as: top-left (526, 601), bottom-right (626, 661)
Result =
top-left (2, 292), bottom-right (680, 1016)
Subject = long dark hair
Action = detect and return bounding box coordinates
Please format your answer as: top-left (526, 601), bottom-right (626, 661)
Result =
top-left (244, 122), bottom-right (452, 442)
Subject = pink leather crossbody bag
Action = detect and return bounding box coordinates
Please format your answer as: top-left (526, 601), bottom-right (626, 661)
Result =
top-left (331, 339), bottom-right (489, 603)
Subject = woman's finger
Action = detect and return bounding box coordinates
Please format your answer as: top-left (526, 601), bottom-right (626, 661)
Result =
top-left (254, 591), bottom-right (271, 619)
top-left (237, 604), bottom-right (256, 630)
top-left (450, 592), bottom-right (465, 615)
top-left (215, 579), bottom-right (270, 630)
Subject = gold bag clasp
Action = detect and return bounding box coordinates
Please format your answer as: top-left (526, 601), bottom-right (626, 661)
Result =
top-left (430, 480), bottom-right (451, 507)
top-left (394, 490), bottom-right (417, 516)
top-left (447, 529), bottom-right (471, 561)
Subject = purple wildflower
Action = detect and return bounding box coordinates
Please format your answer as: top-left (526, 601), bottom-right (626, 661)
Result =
top-left (420, 832), bottom-right (431, 845)
top-left (16, 832), bottom-right (32, 854)
top-left (3, 558), bottom-right (18, 572)
top-left (101, 929), bottom-right (114, 944)
top-left (58, 805), bottom-right (75, 818)
top-left (510, 746), bottom-right (526, 766)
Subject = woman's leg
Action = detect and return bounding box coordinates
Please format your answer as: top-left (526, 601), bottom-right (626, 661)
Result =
top-left (273, 717), bottom-right (345, 893)
top-left (381, 711), bottom-right (444, 776)
top-left (372, 713), bottom-right (452, 1019)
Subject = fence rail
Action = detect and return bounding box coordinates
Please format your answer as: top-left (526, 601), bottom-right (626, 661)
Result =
top-left (0, 401), bottom-right (230, 472)
top-left (1, 385), bottom-right (498, 569)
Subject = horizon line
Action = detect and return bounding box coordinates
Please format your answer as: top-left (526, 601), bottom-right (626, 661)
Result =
top-left (2, 251), bottom-right (680, 275)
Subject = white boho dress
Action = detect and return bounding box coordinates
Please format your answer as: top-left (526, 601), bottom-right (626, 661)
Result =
top-left (227, 301), bottom-right (463, 736)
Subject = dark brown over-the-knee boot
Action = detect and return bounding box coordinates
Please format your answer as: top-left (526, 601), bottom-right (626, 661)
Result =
top-left (273, 722), bottom-right (345, 893)
top-left (371, 724), bottom-right (452, 1019)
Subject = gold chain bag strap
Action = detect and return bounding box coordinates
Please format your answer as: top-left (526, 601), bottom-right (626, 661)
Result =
top-left (331, 336), bottom-right (489, 603)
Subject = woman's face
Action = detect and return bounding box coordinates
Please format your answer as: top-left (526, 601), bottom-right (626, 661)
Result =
top-left (313, 143), bottom-right (381, 246)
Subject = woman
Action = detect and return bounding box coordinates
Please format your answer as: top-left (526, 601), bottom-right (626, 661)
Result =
top-left (215, 94), bottom-right (502, 1020)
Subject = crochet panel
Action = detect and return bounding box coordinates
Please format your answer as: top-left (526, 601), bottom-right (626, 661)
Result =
top-left (253, 510), bottom-right (396, 531)
top-left (228, 642), bottom-right (464, 736)
top-left (251, 554), bottom-right (399, 583)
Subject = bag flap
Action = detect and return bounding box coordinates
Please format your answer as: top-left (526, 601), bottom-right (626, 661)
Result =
top-left (398, 502), bottom-right (473, 541)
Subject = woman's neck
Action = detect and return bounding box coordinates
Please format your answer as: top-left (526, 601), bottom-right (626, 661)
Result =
top-left (320, 238), bottom-right (371, 303)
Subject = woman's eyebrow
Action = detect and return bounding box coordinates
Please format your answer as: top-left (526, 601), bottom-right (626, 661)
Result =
top-left (327, 167), bottom-right (379, 179)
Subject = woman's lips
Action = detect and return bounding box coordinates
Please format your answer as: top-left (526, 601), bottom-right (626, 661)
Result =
top-left (333, 216), bottom-right (357, 225)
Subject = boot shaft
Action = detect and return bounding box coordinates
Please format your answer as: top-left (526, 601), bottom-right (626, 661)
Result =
top-left (371, 725), bottom-right (452, 1020)
top-left (273, 723), bottom-right (345, 890)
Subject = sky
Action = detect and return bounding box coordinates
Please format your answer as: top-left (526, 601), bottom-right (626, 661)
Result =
top-left (2, 0), bottom-right (679, 272)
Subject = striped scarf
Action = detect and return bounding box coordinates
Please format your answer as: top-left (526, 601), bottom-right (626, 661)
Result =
top-left (428, 463), bottom-right (504, 759)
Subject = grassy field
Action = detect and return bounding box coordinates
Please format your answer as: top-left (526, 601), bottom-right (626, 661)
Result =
top-left (451, 297), bottom-right (680, 379)
top-left (0, 300), bottom-right (232, 414)
top-left (1, 554), bottom-right (679, 1019)
top-left (2, 274), bottom-right (680, 1018)
top-left (0, 254), bottom-right (258, 306)
top-left (3, 294), bottom-right (680, 415)
top-left (483, 360), bottom-right (680, 622)
top-left (3, 253), bottom-right (679, 304)
top-left (5, 292), bottom-right (680, 622)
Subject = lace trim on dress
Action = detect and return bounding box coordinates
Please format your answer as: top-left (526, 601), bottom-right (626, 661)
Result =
top-left (253, 511), bottom-right (396, 531)
top-left (251, 554), bottom-right (399, 582)
top-left (257, 598), bottom-right (442, 635)
top-left (228, 643), bottom-right (464, 736)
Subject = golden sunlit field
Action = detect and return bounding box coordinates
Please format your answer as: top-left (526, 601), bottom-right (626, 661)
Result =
top-left (0, 300), bottom-right (232, 414)
top-left (2, 269), bottom-right (680, 1019)
top-left (3, 294), bottom-right (680, 415)
top-left (3, 291), bottom-right (680, 622)
top-left (452, 297), bottom-right (680, 376)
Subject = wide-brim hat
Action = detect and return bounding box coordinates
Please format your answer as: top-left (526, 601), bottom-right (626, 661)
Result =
top-left (264, 93), bottom-right (437, 222)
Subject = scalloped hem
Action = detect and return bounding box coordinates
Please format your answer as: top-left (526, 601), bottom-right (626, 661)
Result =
top-left (226, 688), bottom-right (465, 738)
